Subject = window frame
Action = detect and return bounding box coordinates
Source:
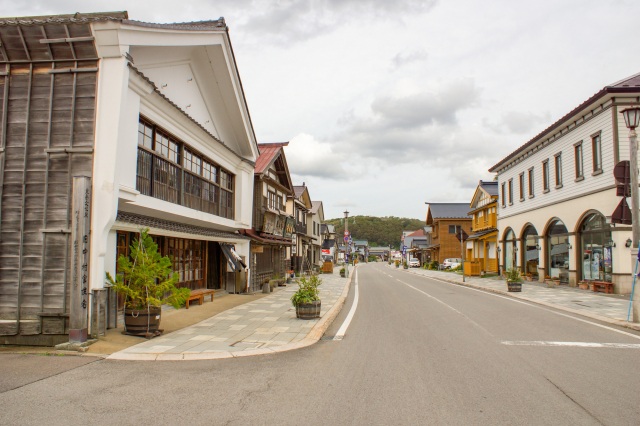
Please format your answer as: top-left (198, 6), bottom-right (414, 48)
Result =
top-left (518, 172), bottom-right (525, 201)
top-left (508, 178), bottom-right (513, 205)
top-left (592, 132), bottom-right (603, 175)
top-left (542, 160), bottom-right (550, 193)
top-left (574, 141), bottom-right (584, 181)
top-left (554, 152), bottom-right (563, 188)
top-left (528, 167), bottom-right (535, 198)
top-left (501, 182), bottom-right (506, 207)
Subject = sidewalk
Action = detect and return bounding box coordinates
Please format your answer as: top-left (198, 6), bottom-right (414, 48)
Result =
top-left (107, 267), bottom-right (353, 361)
top-left (400, 265), bottom-right (640, 332)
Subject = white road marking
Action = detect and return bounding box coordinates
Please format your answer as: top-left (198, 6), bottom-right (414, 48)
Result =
top-left (502, 341), bottom-right (640, 349)
top-left (334, 269), bottom-right (359, 340)
top-left (413, 273), bottom-right (640, 341)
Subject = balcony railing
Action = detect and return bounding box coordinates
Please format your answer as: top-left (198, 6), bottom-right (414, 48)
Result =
top-left (136, 148), bottom-right (233, 220)
top-left (473, 213), bottom-right (497, 231)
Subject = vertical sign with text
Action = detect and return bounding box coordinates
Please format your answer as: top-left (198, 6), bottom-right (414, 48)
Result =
top-left (69, 176), bottom-right (91, 343)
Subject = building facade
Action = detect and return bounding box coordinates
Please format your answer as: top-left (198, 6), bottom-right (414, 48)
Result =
top-left (425, 203), bottom-right (472, 264)
top-left (465, 181), bottom-right (499, 276)
top-left (489, 73), bottom-right (640, 293)
top-left (0, 12), bottom-right (259, 345)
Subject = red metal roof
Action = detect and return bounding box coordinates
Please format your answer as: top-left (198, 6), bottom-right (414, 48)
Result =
top-left (255, 142), bottom-right (289, 174)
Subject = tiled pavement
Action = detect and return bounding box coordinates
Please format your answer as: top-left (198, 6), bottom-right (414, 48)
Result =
top-left (403, 266), bottom-right (640, 331)
top-left (108, 268), bottom-right (353, 361)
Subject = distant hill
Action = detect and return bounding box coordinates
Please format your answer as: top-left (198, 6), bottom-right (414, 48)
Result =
top-left (325, 216), bottom-right (425, 249)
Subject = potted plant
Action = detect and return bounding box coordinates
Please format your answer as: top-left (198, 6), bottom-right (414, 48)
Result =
top-left (339, 267), bottom-right (347, 278)
top-left (506, 268), bottom-right (523, 292)
top-left (578, 280), bottom-right (590, 290)
top-left (106, 228), bottom-right (188, 338)
top-left (291, 274), bottom-right (322, 319)
top-left (395, 260), bottom-right (400, 268)
top-left (403, 261), bottom-right (408, 269)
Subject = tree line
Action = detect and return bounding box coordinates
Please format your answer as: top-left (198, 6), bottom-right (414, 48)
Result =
top-left (325, 216), bottom-right (425, 249)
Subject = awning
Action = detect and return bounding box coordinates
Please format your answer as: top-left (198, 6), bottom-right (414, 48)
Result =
top-left (220, 243), bottom-right (246, 271)
top-left (239, 228), bottom-right (292, 245)
top-left (467, 228), bottom-right (498, 241)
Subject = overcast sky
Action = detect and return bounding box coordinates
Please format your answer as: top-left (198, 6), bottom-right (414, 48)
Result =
top-left (3, 0), bottom-right (640, 220)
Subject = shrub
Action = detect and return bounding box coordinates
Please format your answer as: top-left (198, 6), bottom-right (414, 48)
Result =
top-left (291, 274), bottom-right (322, 307)
top-left (506, 269), bottom-right (522, 282)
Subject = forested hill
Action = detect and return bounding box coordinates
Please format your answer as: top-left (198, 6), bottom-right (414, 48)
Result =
top-left (324, 216), bottom-right (425, 249)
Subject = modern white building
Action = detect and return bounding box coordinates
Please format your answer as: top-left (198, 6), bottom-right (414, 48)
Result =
top-left (0, 12), bottom-right (258, 344)
top-left (489, 73), bottom-right (640, 293)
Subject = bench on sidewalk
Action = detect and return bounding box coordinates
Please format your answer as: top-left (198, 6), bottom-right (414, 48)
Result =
top-left (186, 288), bottom-right (215, 309)
top-left (592, 281), bottom-right (614, 294)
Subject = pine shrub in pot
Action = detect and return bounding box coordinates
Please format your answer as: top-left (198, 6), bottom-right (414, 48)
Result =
top-left (291, 275), bottom-right (322, 319)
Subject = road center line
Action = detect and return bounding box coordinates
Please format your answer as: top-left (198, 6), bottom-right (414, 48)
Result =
top-left (334, 269), bottom-right (359, 340)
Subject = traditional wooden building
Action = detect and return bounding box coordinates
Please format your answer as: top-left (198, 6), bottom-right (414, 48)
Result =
top-left (464, 181), bottom-right (499, 276)
top-left (0, 12), bottom-right (258, 345)
top-left (425, 203), bottom-right (472, 264)
top-left (241, 142), bottom-right (294, 292)
top-left (288, 185), bottom-right (313, 272)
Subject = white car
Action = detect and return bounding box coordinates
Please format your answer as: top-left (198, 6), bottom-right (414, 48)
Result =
top-left (409, 257), bottom-right (420, 267)
top-left (442, 258), bottom-right (462, 269)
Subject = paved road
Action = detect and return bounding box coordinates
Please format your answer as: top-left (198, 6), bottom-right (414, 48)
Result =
top-left (2, 263), bottom-right (640, 425)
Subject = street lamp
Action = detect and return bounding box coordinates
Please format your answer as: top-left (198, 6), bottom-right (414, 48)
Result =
top-left (621, 106), bottom-right (640, 322)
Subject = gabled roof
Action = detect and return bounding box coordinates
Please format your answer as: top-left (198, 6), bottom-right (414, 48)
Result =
top-left (427, 203), bottom-right (471, 220)
top-left (407, 229), bottom-right (426, 237)
top-left (489, 72), bottom-right (640, 173)
top-left (292, 185), bottom-right (312, 209)
top-left (469, 180), bottom-right (499, 211)
top-left (255, 142), bottom-right (293, 192)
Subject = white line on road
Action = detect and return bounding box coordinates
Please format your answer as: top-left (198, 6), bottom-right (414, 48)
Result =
top-left (410, 272), bottom-right (640, 341)
top-left (334, 269), bottom-right (359, 340)
top-left (502, 341), bottom-right (640, 349)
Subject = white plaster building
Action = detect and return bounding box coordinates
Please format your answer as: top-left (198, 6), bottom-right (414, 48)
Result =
top-left (0, 12), bottom-right (258, 344)
top-left (489, 73), bottom-right (640, 293)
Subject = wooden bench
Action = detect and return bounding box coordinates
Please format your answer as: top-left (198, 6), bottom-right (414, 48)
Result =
top-left (592, 281), bottom-right (614, 294)
top-left (186, 288), bottom-right (215, 309)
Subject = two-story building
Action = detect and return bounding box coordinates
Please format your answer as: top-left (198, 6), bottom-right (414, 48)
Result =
top-left (320, 223), bottom-right (338, 263)
top-left (464, 181), bottom-right (499, 276)
top-left (489, 72), bottom-right (640, 292)
top-left (425, 203), bottom-right (472, 264)
top-left (241, 142), bottom-right (294, 292)
top-left (288, 184), bottom-right (312, 272)
top-left (0, 12), bottom-right (259, 345)
top-left (308, 201), bottom-right (324, 268)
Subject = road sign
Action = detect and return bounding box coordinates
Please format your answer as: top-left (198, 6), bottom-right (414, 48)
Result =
top-left (344, 236), bottom-right (349, 242)
top-left (614, 160), bottom-right (631, 197)
top-left (344, 230), bottom-right (350, 237)
top-left (455, 229), bottom-right (469, 242)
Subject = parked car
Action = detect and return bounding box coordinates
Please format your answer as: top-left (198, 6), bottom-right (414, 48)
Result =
top-left (409, 257), bottom-right (420, 267)
top-left (442, 258), bottom-right (462, 269)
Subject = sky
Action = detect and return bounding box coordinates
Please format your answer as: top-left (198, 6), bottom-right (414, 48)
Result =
top-left (3, 0), bottom-right (640, 220)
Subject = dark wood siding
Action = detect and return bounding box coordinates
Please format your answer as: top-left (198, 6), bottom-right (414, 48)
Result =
top-left (0, 21), bottom-right (97, 342)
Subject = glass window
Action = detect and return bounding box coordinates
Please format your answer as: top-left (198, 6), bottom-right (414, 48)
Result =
top-left (522, 226), bottom-right (539, 278)
top-left (155, 131), bottom-right (179, 164)
top-left (504, 229), bottom-right (517, 272)
top-left (592, 134), bottom-right (602, 172)
top-left (138, 121), bottom-right (153, 149)
top-left (580, 213), bottom-right (612, 282)
top-left (575, 143), bottom-right (583, 179)
top-left (543, 160), bottom-right (550, 191)
top-left (501, 182), bottom-right (506, 207)
top-left (519, 173), bottom-right (524, 201)
top-left (508, 179), bottom-right (513, 204)
top-left (547, 220), bottom-right (569, 283)
top-left (528, 167), bottom-right (534, 197)
top-left (554, 154), bottom-right (562, 187)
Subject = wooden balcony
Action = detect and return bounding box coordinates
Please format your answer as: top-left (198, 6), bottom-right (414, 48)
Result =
top-left (472, 213), bottom-right (497, 231)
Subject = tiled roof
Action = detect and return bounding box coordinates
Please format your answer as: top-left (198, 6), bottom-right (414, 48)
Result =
top-left (489, 72), bottom-right (640, 173)
top-left (311, 201), bottom-right (322, 214)
top-left (255, 142), bottom-right (288, 174)
top-left (293, 186), bottom-right (306, 198)
top-left (116, 211), bottom-right (248, 240)
top-left (0, 11), bottom-right (128, 26)
top-left (124, 18), bottom-right (226, 31)
top-left (428, 203), bottom-right (471, 219)
top-left (407, 229), bottom-right (425, 237)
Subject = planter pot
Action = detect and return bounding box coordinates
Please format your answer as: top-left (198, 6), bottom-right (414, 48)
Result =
top-left (507, 281), bottom-right (522, 292)
top-left (340, 270), bottom-right (346, 278)
top-left (578, 282), bottom-right (590, 290)
top-left (124, 306), bottom-right (162, 337)
top-left (296, 300), bottom-right (321, 319)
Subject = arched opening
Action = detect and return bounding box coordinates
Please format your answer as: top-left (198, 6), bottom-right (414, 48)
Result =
top-left (547, 219), bottom-right (569, 283)
top-left (503, 228), bottom-right (517, 272)
top-left (522, 225), bottom-right (539, 278)
top-left (579, 213), bottom-right (612, 282)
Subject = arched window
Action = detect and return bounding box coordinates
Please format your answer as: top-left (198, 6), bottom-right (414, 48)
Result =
top-left (547, 220), bottom-right (569, 283)
top-left (522, 225), bottom-right (539, 278)
top-left (580, 213), bottom-right (612, 282)
top-left (504, 229), bottom-right (517, 272)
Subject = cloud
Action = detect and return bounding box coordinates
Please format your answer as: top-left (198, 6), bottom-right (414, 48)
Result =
top-left (286, 133), bottom-right (348, 179)
top-left (237, 0), bottom-right (437, 44)
top-left (484, 110), bottom-right (552, 135)
top-left (391, 50), bottom-right (428, 69)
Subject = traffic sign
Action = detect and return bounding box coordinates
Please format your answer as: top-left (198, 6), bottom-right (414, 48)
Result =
top-left (344, 230), bottom-right (350, 237)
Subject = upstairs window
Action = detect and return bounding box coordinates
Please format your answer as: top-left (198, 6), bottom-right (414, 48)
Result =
top-left (574, 142), bottom-right (584, 180)
top-left (592, 133), bottom-right (602, 173)
top-left (543, 160), bottom-right (550, 192)
top-left (501, 182), bottom-right (506, 207)
top-left (519, 173), bottom-right (525, 201)
top-left (508, 179), bottom-right (513, 205)
top-left (554, 153), bottom-right (563, 188)
top-left (528, 167), bottom-right (534, 198)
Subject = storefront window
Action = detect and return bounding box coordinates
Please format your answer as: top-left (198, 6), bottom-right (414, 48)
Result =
top-left (522, 226), bottom-right (539, 278)
top-left (504, 229), bottom-right (517, 272)
top-left (548, 220), bottom-right (569, 283)
top-left (580, 213), bottom-right (612, 282)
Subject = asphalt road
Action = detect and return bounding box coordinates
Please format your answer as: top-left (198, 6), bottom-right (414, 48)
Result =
top-left (2, 263), bottom-right (640, 425)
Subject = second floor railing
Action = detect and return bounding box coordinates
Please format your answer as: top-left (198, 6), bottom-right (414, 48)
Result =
top-left (136, 148), bottom-right (233, 220)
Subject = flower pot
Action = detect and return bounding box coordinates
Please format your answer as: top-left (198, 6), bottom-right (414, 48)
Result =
top-left (124, 306), bottom-right (162, 337)
top-left (578, 282), bottom-right (589, 290)
top-left (296, 300), bottom-right (321, 319)
top-left (507, 281), bottom-right (522, 292)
